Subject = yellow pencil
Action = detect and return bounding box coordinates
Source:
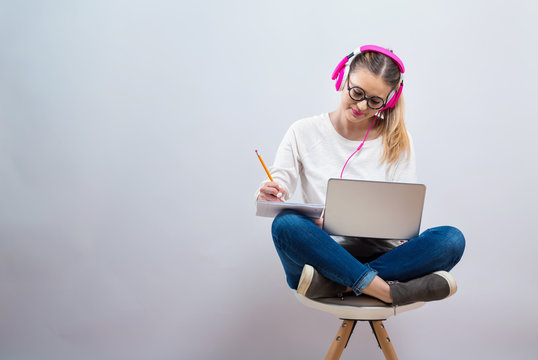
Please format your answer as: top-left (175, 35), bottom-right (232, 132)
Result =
top-left (255, 149), bottom-right (274, 182)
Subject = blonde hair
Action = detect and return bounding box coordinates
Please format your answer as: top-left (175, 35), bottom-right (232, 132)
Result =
top-left (349, 51), bottom-right (410, 165)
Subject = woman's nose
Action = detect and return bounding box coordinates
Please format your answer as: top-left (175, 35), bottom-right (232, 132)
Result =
top-left (356, 99), bottom-right (368, 112)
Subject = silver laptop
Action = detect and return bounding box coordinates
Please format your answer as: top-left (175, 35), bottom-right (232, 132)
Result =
top-left (322, 178), bottom-right (426, 240)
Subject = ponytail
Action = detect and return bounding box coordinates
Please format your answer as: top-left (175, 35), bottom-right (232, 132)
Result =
top-left (377, 94), bottom-right (410, 165)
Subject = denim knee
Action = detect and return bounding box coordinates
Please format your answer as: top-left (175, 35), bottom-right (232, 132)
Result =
top-left (271, 210), bottom-right (305, 249)
top-left (431, 226), bottom-right (466, 267)
top-left (444, 226), bottom-right (465, 260)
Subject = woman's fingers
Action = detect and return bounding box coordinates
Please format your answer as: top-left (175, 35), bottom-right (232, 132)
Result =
top-left (261, 182), bottom-right (279, 196)
top-left (262, 182), bottom-right (282, 196)
top-left (258, 193), bottom-right (283, 202)
top-left (258, 189), bottom-right (283, 202)
top-left (312, 215), bottom-right (324, 228)
top-left (258, 182), bottom-right (286, 202)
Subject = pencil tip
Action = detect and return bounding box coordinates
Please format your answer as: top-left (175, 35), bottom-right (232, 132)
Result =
top-left (255, 149), bottom-right (258, 154)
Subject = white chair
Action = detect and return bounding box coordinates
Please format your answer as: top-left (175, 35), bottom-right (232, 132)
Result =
top-left (295, 292), bottom-right (424, 360)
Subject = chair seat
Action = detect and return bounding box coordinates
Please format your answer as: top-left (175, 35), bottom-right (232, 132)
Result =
top-left (295, 291), bottom-right (424, 320)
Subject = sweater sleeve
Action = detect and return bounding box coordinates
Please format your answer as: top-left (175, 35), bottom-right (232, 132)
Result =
top-left (254, 125), bottom-right (301, 201)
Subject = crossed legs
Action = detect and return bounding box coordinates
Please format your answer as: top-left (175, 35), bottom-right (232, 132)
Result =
top-left (271, 210), bottom-right (465, 302)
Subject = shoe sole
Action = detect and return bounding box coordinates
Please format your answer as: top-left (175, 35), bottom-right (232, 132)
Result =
top-left (297, 264), bottom-right (314, 296)
top-left (433, 271), bottom-right (458, 298)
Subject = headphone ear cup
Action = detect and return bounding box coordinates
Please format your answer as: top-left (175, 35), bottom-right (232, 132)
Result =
top-left (335, 67), bottom-right (345, 91)
top-left (385, 89), bottom-right (396, 107)
top-left (338, 65), bottom-right (350, 91)
top-left (384, 83), bottom-right (403, 109)
top-left (338, 54), bottom-right (358, 91)
top-left (332, 56), bottom-right (349, 91)
top-left (331, 57), bottom-right (348, 79)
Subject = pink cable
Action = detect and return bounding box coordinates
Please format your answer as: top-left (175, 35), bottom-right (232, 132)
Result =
top-left (339, 113), bottom-right (379, 179)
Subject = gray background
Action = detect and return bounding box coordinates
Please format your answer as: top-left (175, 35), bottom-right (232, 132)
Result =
top-left (1, 0), bottom-right (537, 359)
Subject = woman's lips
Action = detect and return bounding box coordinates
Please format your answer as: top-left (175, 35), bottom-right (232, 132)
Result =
top-left (352, 108), bottom-right (364, 116)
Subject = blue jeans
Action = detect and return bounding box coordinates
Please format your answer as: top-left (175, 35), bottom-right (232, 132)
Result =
top-left (271, 210), bottom-right (465, 295)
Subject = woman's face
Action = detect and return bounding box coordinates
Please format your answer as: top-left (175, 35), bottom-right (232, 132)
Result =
top-left (340, 67), bottom-right (393, 123)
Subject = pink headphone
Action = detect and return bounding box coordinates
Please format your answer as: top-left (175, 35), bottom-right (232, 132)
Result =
top-left (331, 45), bottom-right (405, 111)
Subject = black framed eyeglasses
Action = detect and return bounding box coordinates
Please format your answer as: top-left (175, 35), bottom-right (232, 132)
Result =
top-left (346, 80), bottom-right (386, 110)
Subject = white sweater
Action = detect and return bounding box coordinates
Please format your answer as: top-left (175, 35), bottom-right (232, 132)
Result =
top-left (256, 113), bottom-right (418, 204)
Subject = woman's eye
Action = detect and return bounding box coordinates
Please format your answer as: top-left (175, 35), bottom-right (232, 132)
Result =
top-left (370, 99), bottom-right (382, 105)
top-left (353, 89), bottom-right (364, 97)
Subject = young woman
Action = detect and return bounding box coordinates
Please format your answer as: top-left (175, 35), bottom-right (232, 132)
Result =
top-left (255, 45), bottom-right (465, 305)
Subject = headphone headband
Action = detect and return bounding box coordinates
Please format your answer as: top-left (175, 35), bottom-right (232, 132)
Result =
top-left (359, 45), bottom-right (405, 73)
top-left (331, 45), bottom-right (405, 110)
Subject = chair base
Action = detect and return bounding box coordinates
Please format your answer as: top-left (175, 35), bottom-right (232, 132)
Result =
top-left (294, 291), bottom-right (422, 359)
top-left (325, 319), bottom-right (398, 360)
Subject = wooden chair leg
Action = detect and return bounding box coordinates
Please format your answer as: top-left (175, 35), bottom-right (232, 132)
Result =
top-left (370, 320), bottom-right (398, 360)
top-left (324, 319), bottom-right (356, 360)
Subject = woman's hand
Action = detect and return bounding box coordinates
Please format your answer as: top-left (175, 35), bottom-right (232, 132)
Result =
top-left (312, 215), bottom-right (324, 229)
top-left (257, 182), bottom-right (286, 202)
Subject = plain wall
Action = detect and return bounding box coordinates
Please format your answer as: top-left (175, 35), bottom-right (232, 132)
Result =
top-left (1, 1), bottom-right (537, 359)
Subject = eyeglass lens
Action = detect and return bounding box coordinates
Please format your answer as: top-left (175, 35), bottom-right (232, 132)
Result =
top-left (349, 87), bottom-right (384, 110)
